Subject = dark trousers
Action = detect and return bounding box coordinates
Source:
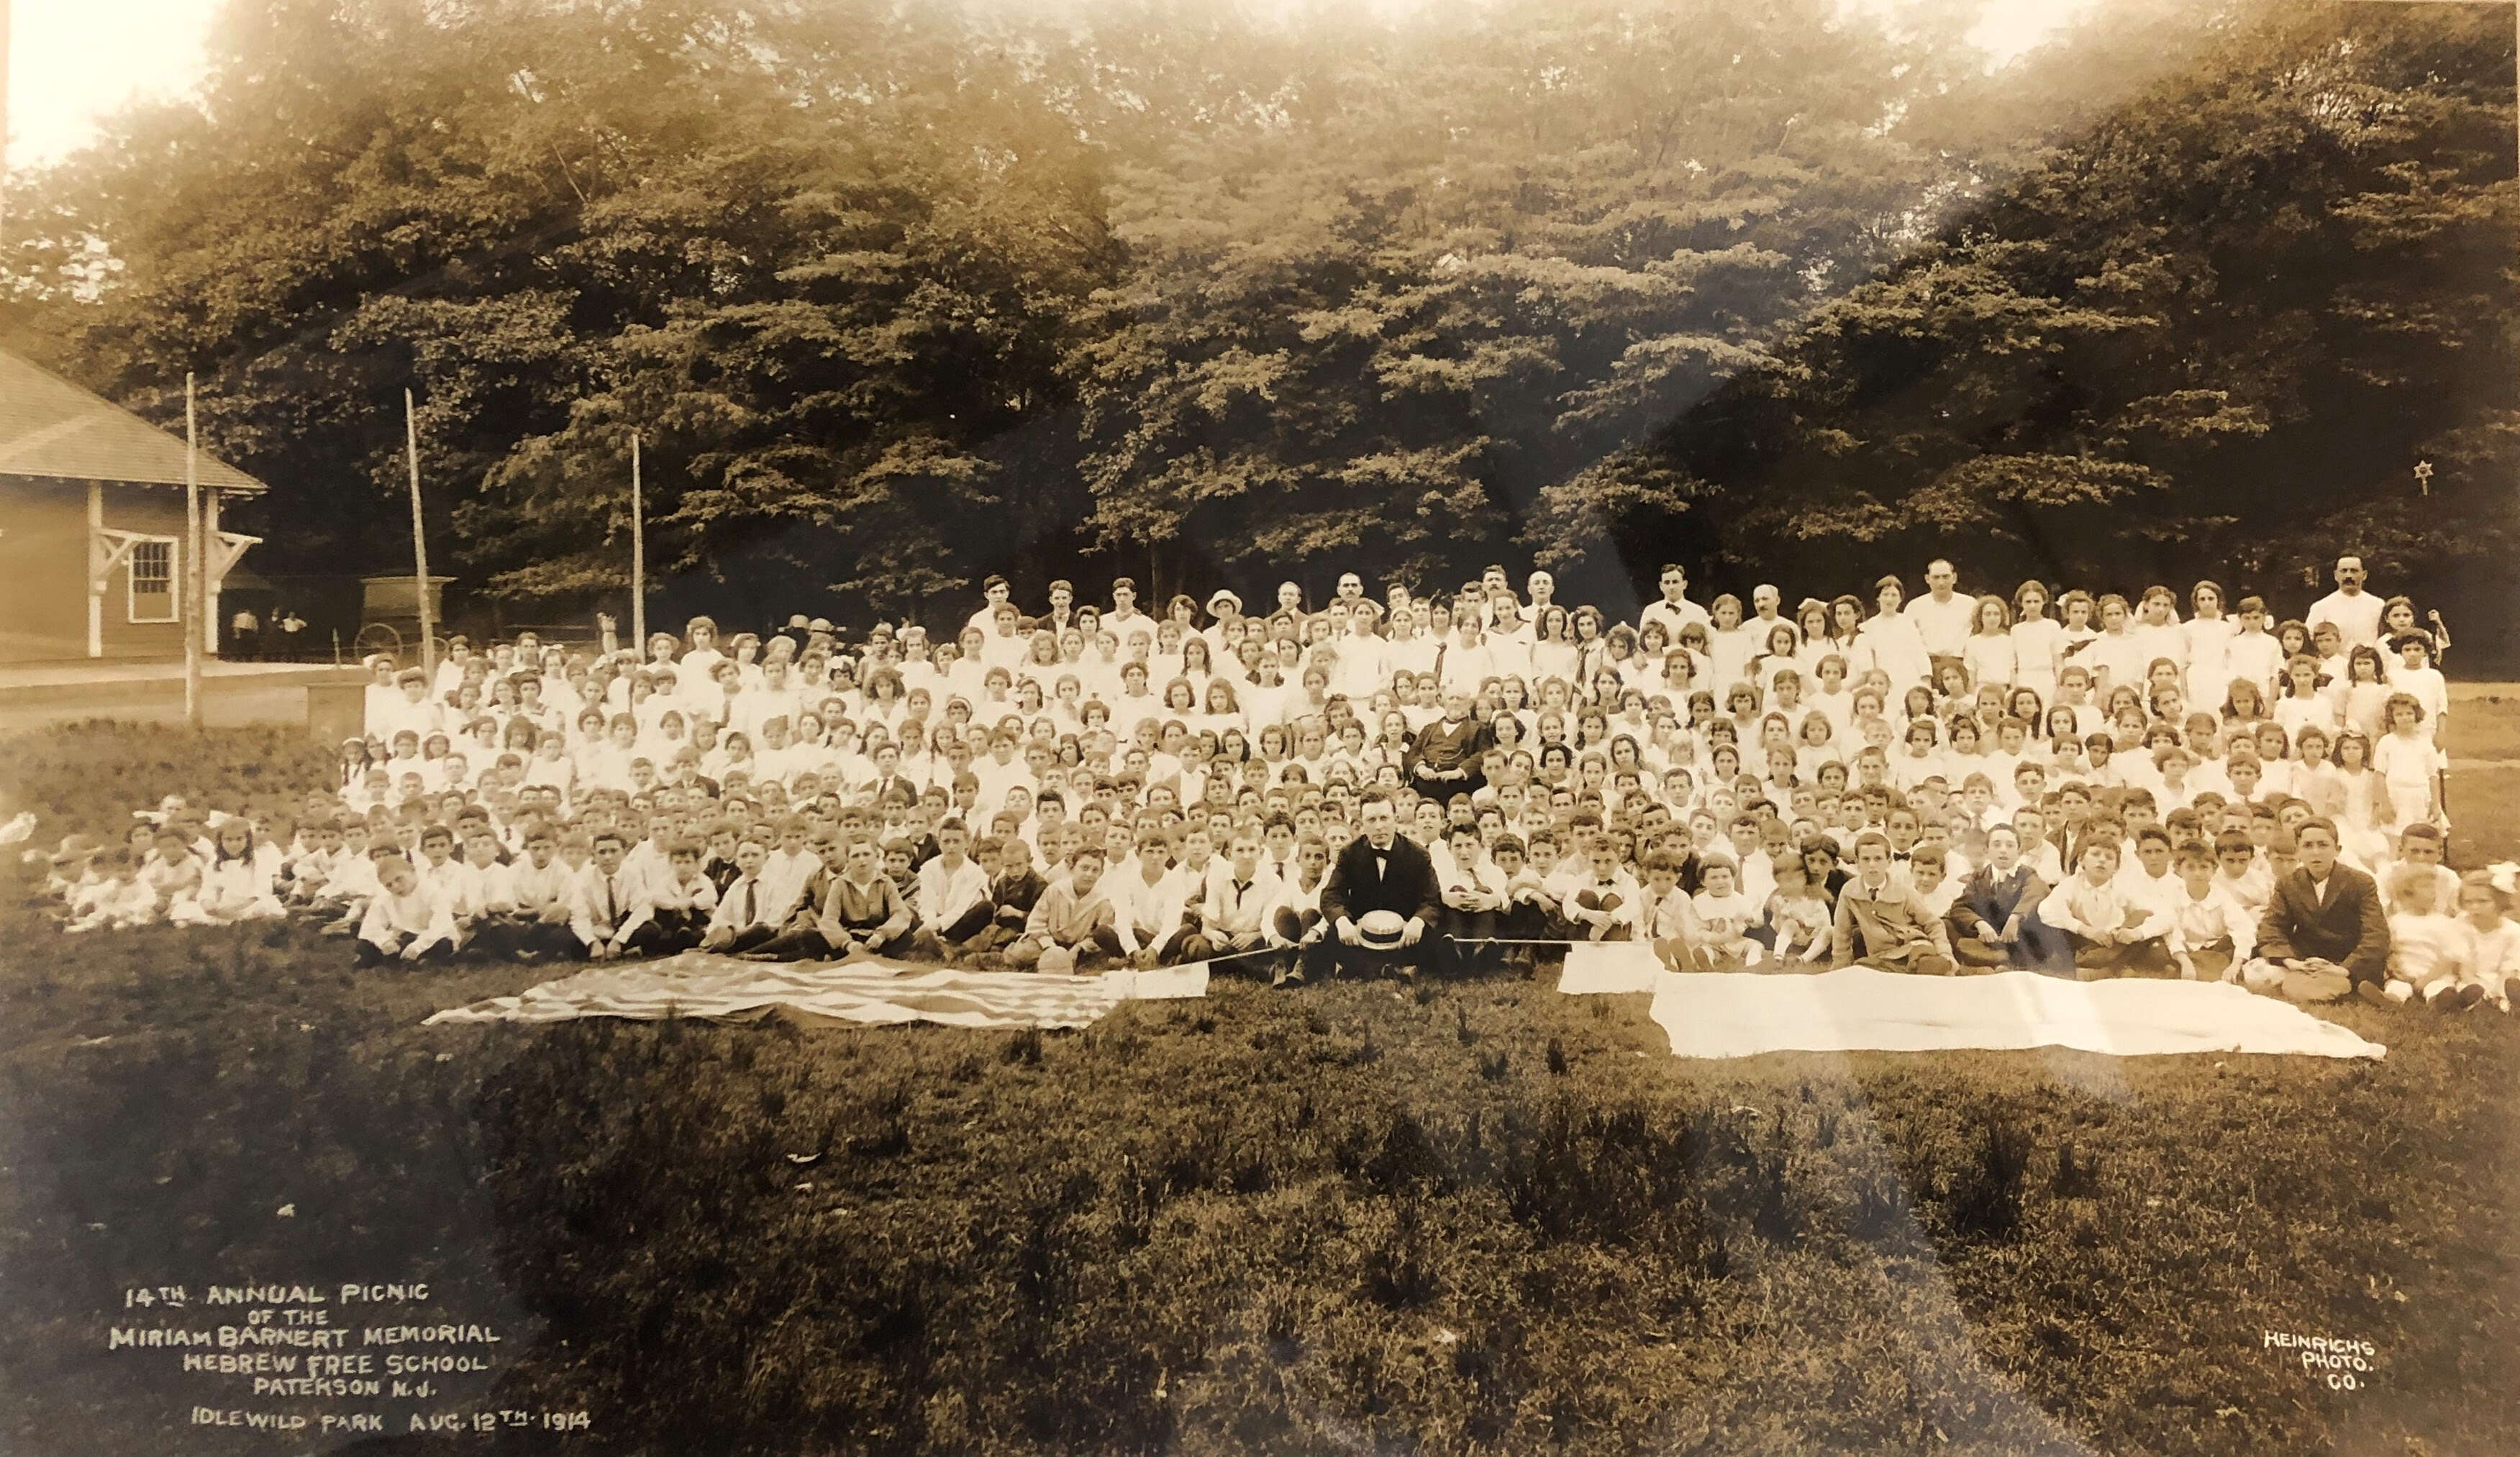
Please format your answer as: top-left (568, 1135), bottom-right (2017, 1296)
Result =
top-left (473, 914), bottom-right (578, 960)
top-left (355, 937), bottom-right (455, 967)
top-left (2015, 910), bottom-right (2073, 972)
top-left (651, 907), bottom-right (706, 955)
top-left (932, 902), bottom-right (996, 946)
top-left (756, 921), bottom-right (911, 961)
top-left (577, 921), bottom-right (666, 960)
top-left (1442, 907), bottom-right (1501, 975)
top-left (1955, 934), bottom-right (2023, 970)
top-left (701, 923), bottom-right (781, 955)
top-left (2069, 933), bottom-right (2173, 979)
top-left (1411, 767), bottom-right (1486, 803)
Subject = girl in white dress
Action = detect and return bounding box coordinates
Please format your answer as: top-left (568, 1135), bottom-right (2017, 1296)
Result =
top-left (2183, 580), bottom-right (2236, 705)
top-left (1961, 595), bottom-right (2016, 696)
top-left (2273, 656), bottom-right (2339, 744)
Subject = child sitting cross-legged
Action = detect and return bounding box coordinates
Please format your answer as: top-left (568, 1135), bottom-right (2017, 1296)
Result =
top-left (1830, 832), bottom-right (1955, 975)
top-left (2035, 835), bottom-right (2171, 980)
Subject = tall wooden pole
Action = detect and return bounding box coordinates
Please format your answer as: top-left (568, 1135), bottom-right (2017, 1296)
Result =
top-left (406, 389), bottom-right (435, 683)
top-left (183, 373), bottom-right (202, 726)
top-left (630, 431), bottom-right (645, 652)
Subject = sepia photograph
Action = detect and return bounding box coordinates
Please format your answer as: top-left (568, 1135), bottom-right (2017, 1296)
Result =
top-left (1, 0), bottom-right (2515, 1450)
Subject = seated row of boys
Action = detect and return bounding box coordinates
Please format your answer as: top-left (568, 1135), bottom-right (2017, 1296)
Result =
top-left (326, 785), bottom-right (2509, 1010)
top-left (43, 749), bottom-right (2503, 1006)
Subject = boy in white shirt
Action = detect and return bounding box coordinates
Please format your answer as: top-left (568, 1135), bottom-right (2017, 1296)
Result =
top-left (1111, 828), bottom-right (1201, 967)
top-left (646, 840), bottom-right (721, 954)
top-left (699, 835), bottom-right (783, 955)
top-left (355, 853), bottom-right (458, 965)
top-left (1634, 850), bottom-right (1703, 970)
top-left (2037, 838), bottom-right (2170, 979)
top-left (493, 825), bottom-right (581, 961)
top-left (1199, 829), bottom-right (1276, 970)
top-left (1562, 841), bottom-right (1642, 943)
top-left (1906, 844), bottom-right (1963, 923)
top-left (2167, 839), bottom-right (2255, 981)
top-left (911, 818), bottom-right (994, 955)
top-left (1436, 823), bottom-right (1507, 975)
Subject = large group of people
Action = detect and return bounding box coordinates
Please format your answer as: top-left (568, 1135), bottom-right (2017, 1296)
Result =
top-left (32, 552), bottom-right (2517, 1010)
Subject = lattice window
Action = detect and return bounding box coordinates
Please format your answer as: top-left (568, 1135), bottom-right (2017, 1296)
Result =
top-left (128, 539), bottom-right (177, 624)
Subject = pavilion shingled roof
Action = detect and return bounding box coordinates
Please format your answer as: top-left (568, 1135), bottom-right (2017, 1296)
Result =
top-left (0, 352), bottom-right (268, 493)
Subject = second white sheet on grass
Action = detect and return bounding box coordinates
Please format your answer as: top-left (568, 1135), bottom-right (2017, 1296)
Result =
top-left (1557, 945), bottom-right (2385, 1061)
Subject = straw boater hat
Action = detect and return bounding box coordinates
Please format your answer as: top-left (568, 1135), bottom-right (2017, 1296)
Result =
top-left (1355, 909), bottom-right (1409, 950)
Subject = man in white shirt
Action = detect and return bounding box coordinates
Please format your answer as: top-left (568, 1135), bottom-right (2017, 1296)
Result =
top-left (963, 574), bottom-right (1015, 637)
top-left (699, 835), bottom-right (783, 954)
top-left (1638, 562), bottom-right (1711, 640)
top-left (1111, 828), bottom-right (1201, 966)
top-left (570, 831), bottom-right (662, 959)
top-left (1518, 571), bottom-right (1557, 641)
top-left (2305, 554), bottom-right (2385, 652)
top-left (1201, 828), bottom-right (1281, 969)
top-left (1105, 576), bottom-right (1151, 638)
top-left (1903, 558), bottom-right (1978, 669)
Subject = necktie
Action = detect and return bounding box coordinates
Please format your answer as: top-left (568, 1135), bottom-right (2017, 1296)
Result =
top-left (602, 874), bottom-right (615, 926)
top-left (735, 878), bottom-right (752, 926)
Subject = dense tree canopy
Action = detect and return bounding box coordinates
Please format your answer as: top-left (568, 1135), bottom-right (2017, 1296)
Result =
top-left (4, 0), bottom-right (2511, 637)
top-left (1551, 3), bottom-right (2520, 609)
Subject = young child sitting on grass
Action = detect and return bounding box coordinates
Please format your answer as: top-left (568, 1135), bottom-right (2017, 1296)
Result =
top-left (2455, 872), bottom-right (2519, 1013)
top-left (1690, 857), bottom-right (1760, 968)
top-left (64, 851), bottom-right (153, 933)
top-left (1635, 850), bottom-right (1703, 972)
top-left (2383, 866), bottom-right (2475, 1008)
top-left (1762, 854), bottom-right (1834, 969)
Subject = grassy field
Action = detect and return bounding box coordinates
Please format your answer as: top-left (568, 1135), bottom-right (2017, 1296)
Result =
top-left (3, 721), bottom-right (2518, 1455)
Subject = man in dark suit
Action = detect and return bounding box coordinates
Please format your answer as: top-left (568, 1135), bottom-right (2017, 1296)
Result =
top-left (2241, 818), bottom-right (2391, 1004)
top-left (1321, 790), bottom-right (1443, 979)
top-left (1409, 690), bottom-right (1493, 802)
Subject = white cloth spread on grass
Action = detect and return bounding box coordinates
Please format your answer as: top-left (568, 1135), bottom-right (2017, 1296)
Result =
top-left (424, 953), bottom-right (1208, 1031)
top-left (1557, 946), bottom-right (2385, 1061)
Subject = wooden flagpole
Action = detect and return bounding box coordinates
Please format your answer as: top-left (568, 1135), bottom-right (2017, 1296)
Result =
top-left (406, 389), bottom-right (435, 682)
top-left (184, 373), bottom-right (202, 727)
top-left (630, 431), bottom-right (645, 652)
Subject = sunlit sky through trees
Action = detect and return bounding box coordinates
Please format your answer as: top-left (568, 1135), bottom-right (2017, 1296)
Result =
top-left (5, 0), bottom-right (2093, 167)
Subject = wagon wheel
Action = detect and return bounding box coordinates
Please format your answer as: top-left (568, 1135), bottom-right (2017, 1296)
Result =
top-left (352, 622), bottom-right (404, 662)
